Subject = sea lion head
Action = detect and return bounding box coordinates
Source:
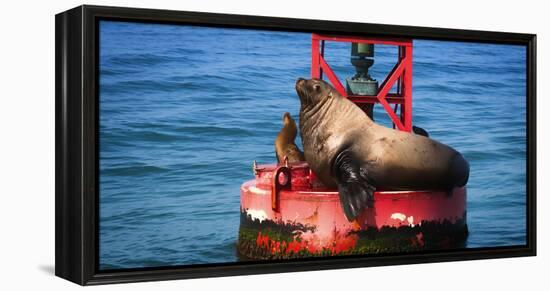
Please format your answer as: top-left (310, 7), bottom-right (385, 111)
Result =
top-left (281, 112), bottom-right (297, 137)
top-left (295, 78), bottom-right (334, 110)
top-left (282, 112), bottom-right (292, 124)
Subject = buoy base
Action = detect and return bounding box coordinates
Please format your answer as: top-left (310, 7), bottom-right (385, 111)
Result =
top-left (237, 210), bottom-right (468, 260)
top-left (238, 162), bottom-right (468, 260)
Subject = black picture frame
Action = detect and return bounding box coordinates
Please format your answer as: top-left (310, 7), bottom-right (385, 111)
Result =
top-left (55, 4), bottom-right (537, 286)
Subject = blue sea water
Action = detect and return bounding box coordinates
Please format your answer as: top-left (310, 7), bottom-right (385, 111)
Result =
top-left (98, 21), bottom-right (527, 270)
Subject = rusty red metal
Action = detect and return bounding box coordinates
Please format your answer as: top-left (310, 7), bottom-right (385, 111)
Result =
top-left (311, 34), bottom-right (413, 132)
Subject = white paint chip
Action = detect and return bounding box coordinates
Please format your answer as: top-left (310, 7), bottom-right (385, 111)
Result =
top-left (246, 209), bottom-right (268, 223)
top-left (407, 216), bottom-right (414, 226)
top-left (249, 186), bottom-right (269, 195)
top-left (391, 213), bottom-right (407, 221)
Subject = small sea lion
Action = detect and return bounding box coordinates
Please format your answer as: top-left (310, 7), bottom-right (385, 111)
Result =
top-left (275, 112), bottom-right (305, 164)
top-left (295, 78), bottom-right (469, 221)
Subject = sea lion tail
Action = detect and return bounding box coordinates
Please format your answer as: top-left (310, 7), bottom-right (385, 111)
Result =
top-left (332, 148), bottom-right (375, 221)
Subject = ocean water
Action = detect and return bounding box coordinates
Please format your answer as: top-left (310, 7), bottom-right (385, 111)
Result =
top-left (98, 21), bottom-right (527, 270)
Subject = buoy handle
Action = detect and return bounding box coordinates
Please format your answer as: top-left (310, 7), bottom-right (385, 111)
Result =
top-left (272, 165), bottom-right (291, 211)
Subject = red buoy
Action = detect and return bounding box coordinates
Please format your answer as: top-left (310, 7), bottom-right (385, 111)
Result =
top-left (238, 162), bottom-right (467, 259)
top-left (237, 34), bottom-right (468, 260)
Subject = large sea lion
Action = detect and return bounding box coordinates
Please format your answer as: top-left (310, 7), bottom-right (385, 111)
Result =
top-left (275, 112), bottom-right (305, 163)
top-left (295, 78), bottom-right (469, 221)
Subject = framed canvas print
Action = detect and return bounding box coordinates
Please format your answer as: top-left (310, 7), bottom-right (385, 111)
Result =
top-left (55, 5), bottom-right (536, 285)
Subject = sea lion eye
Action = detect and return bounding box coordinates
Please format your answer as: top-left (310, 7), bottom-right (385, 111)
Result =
top-left (313, 84), bottom-right (321, 91)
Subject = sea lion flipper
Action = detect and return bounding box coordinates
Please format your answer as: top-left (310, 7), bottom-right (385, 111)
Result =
top-left (412, 125), bottom-right (430, 137)
top-left (332, 149), bottom-right (375, 221)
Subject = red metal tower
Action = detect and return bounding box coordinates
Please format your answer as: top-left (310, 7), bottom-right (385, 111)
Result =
top-left (311, 34), bottom-right (413, 132)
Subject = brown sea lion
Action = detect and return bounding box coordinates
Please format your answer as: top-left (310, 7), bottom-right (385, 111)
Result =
top-left (295, 78), bottom-right (469, 221)
top-left (275, 112), bottom-right (305, 164)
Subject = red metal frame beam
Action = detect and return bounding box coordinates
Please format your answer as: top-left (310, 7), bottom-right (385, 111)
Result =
top-left (313, 34), bottom-right (412, 47)
top-left (311, 37), bottom-right (320, 78)
top-left (377, 60), bottom-right (405, 100)
top-left (376, 59), bottom-right (407, 130)
top-left (403, 46), bottom-right (413, 131)
top-left (348, 94), bottom-right (405, 104)
top-left (319, 55), bottom-right (347, 97)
